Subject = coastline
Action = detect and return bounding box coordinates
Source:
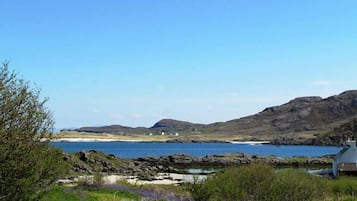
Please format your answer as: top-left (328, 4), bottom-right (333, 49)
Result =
top-left (229, 140), bottom-right (271, 145)
top-left (59, 150), bottom-right (335, 187)
top-left (52, 137), bottom-right (272, 144)
top-left (53, 131), bottom-right (330, 146)
top-left (52, 138), bottom-right (150, 142)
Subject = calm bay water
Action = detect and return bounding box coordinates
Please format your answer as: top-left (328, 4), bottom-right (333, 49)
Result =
top-left (52, 142), bottom-right (341, 158)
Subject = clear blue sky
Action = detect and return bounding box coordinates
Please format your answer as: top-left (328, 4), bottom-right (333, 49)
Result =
top-left (1, 0), bottom-right (357, 129)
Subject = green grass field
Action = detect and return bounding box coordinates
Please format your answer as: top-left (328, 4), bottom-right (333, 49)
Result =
top-left (39, 186), bottom-right (140, 201)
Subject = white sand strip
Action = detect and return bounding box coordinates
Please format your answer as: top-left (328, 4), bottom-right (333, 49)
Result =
top-left (51, 138), bottom-right (147, 142)
top-left (66, 173), bottom-right (208, 186)
top-left (229, 141), bottom-right (270, 144)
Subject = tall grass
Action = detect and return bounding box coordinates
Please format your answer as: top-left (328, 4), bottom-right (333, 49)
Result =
top-left (269, 169), bottom-right (325, 201)
top-left (327, 176), bottom-right (357, 200)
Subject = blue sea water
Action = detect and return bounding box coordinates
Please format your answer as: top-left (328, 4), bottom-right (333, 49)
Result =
top-left (52, 142), bottom-right (341, 158)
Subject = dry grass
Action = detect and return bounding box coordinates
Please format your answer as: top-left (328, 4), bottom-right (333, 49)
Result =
top-left (56, 131), bottom-right (175, 142)
top-left (54, 130), bottom-right (317, 142)
top-left (55, 131), bottom-right (249, 142)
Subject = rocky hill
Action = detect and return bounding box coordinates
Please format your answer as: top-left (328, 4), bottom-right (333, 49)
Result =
top-left (73, 90), bottom-right (357, 144)
top-left (150, 119), bottom-right (205, 132)
top-left (73, 124), bottom-right (150, 134)
top-left (74, 119), bottom-right (204, 134)
top-left (314, 118), bottom-right (357, 146)
top-left (205, 90), bottom-right (357, 136)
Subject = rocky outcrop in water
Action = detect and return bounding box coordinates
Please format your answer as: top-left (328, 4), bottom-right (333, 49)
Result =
top-left (136, 153), bottom-right (332, 167)
top-left (63, 150), bottom-right (183, 181)
top-left (64, 151), bottom-right (333, 180)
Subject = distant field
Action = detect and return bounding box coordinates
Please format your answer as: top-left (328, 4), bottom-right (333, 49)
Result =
top-left (55, 131), bottom-right (248, 142)
top-left (55, 130), bottom-right (317, 143)
top-left (55, 131), bottom-right (171, 142)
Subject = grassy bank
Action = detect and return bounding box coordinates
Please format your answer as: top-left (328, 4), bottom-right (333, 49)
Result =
top-left (55, 131), bottom-right (275, 142)
top-left (55, 131), bottom-right (171, 142)
top-left (56, 130), bottom-right (318, 143)
top-left (40, 165), bottom-right (357, 201)
top-left (39, 186), bottom-right (140, 201)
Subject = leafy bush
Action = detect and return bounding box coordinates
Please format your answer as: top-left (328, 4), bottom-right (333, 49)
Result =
top-left (0, 62), bottom-right (68, 200)
top-left (189, 164), bottom-right (328, 201)
top-left (269, 169), bottom-right (326, 201)
top-left (187, 175), bottom-right (212, 201)
top-left (209, 164), bottom-right (275, 201)
top-left (188, 163), bottom-right (275, 201)
top-left (93, 171), bottom-right (104, 189)
top-left (327, 176), bottom-right (357, 198)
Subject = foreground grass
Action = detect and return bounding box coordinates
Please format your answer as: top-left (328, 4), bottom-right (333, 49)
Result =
top-left (40, 164), bottom-right (357, 201)
top-left (328, 176), bottom-right (357, 201)
top-left (39, 174), bottom-right (357, 201)
top-left (39, 186), bottom-right (140, 201)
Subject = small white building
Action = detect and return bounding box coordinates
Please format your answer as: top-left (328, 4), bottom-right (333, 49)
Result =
top-left (333, 140), bottom-right (357, 177)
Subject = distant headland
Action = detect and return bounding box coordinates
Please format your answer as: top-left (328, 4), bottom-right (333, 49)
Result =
top-left (59, 90), bottom-right (357, 146)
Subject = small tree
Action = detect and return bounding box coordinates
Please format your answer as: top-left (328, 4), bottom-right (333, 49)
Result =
top-left (0, 62), bottom-right (67, 200)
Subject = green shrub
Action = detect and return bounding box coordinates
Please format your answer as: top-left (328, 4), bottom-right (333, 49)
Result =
top-left (207, 168), bottom-right (247, 201)
top-left (186, 175), bottom-right (213, 201)
top-left (93, 170), bottom-right (104, 189)
top-left (269, 169), bottom-right (326, 201)
top-left (328, 176), bottom-right (357, 198)
top-left (190, 164), bottom-right (328, 201)
top-left (189, 163), bottom-right (275, 201)
top-left (209, 163), bottom-right (275, 201)
top-left (0, 62), bottom-right (68, 200)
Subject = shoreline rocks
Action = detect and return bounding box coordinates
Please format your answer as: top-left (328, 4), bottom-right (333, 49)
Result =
top-left (136, 153), bottom-right (332, 167)
top-left (64, 150), bottom-right (333, 181)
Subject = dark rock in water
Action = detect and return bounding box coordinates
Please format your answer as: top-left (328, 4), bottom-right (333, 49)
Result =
top-left (168, 154), bottom-right (194, 164)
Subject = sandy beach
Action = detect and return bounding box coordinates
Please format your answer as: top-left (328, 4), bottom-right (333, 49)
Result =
top-left (53, 137), bottom-right (271, 144)
top-left (229, 141), bottom-right (271, 145)
top-left (71, 173), bottom-right (207, 186)
top-left (51, 138), bottom-right (148, 142)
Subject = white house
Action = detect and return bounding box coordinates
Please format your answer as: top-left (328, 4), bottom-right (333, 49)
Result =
top-left (333, 140), bottom-right (357, 177)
